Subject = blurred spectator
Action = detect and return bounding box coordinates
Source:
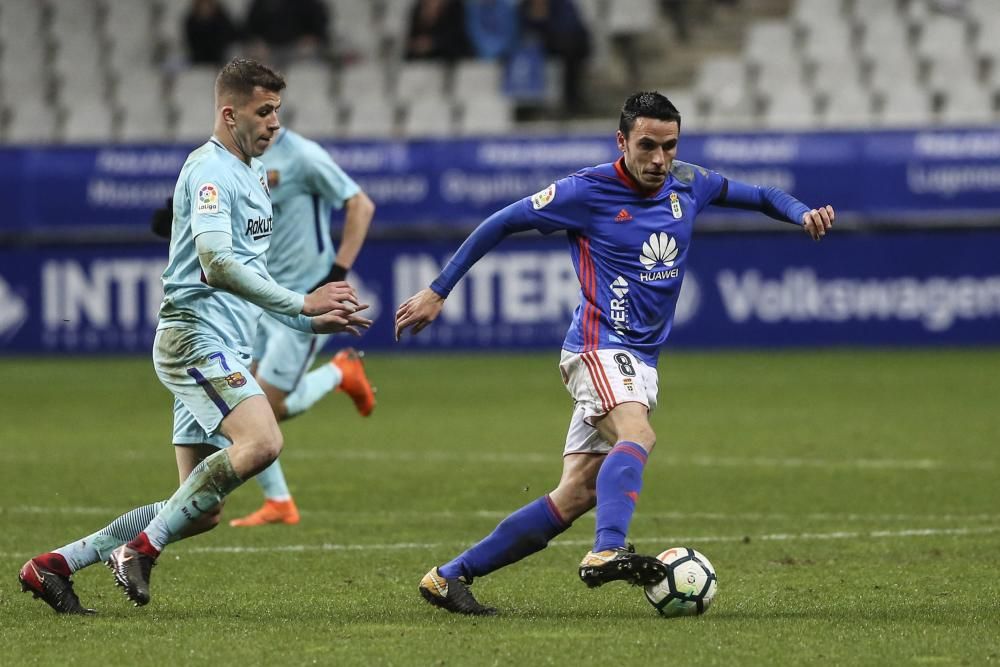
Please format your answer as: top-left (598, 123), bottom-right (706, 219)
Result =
top-left (518, 0), bottom-right (591, 112)
top-left (244, 0), bottom-right (330, 65)
top-left (465, 0), bottom-right (520, 60)
top-left (929, 0), bottom-right (969, 16)
top-left (184, 0), bottom-right (240, 65)
top-left (405, 0), bottom-right (471, 62)
top-left (659, 0), bottom-right (690, 43)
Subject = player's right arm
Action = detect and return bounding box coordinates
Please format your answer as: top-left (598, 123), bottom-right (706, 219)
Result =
top-left (394, 176), bottom-right (587, 340)
top-left (187, 165), bottom-right (360, 322)
top-left (196, 231), bottom-right (360, 315)
top-left (197, 231), bottom-right (370, 334)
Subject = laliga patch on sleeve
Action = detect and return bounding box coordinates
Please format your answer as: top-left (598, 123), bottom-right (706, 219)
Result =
top-left (531, 183), bottom-right (556, 210)
top-left (196, 183), bottom-right (220, 214)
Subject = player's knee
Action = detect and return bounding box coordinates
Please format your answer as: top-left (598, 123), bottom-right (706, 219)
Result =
top-left (244, 428), bottom-right (283, 471)
top-left (620, 425), bottom-right (656, 451)
top-left (258, 430), bottom-right (283, 466)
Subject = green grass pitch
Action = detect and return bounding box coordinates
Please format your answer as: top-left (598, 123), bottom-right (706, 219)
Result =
top-left (1, 349), bottom-right (998, 665)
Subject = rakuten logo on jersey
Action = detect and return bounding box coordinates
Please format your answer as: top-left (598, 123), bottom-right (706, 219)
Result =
top-left (246, 216), bottom-right (273, 240)
top-left (639, 232), bottom-right (680, 282)
top-left (609, 275), bottom-right (630, 333)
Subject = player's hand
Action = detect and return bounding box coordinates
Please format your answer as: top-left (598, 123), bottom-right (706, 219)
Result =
top-left (394, 288), bottom-right (445, 341)
top-left (802, 205), bottom-right (835, 241)
top-left (302, 281), bottom-right (360, 316)
top-left (311, 303), bottom-right (372, 335)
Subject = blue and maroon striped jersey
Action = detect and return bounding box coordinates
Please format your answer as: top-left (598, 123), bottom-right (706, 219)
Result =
top-left (431, 157), bottom-right (810, 367)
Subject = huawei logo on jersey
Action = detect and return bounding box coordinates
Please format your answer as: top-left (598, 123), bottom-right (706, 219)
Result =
top-left (614, 208), bottom-right (633, 223)
top-left (639, 232), bottom-right (680, 283)
top-left (640, 233), bottom-right (678, 269)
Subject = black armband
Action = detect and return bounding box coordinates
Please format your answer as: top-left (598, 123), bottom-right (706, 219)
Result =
top-left (150, 197), bottom-right (173, 239)
top-left (328, 263), bottom-right (349, 282)
top-left (310, 263), bottom-right (350, 291)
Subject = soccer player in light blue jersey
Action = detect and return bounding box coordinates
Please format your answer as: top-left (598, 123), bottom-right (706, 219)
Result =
top-left (396, 92), bottom-right (835, 615)
top-left (18, 58), bottom-right (371, 613)
top-left (229, 127), bottom-right (377, 527)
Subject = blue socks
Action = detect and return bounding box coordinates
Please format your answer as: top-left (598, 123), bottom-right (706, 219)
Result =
top-left (438, 495), bottom-right (569, 581)
top-left (593, 441), bottom-right (648, 552)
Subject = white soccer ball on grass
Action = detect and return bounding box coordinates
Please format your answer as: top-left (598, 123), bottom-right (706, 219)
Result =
top-left (643, 547), bottom-right (717, 617)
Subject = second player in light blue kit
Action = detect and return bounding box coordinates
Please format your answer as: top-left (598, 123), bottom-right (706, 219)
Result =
top-left (230, 127), bottom-right (378, 527)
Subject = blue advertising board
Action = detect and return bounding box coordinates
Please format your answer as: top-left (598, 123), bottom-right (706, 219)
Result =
top-left (2, 229), bottom-right (999, 355)
top-left (1, 128), bottom-right (999, 236)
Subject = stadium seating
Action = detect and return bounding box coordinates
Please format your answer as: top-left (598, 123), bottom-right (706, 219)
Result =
top-left (0, 0), bottom-right (998, 144)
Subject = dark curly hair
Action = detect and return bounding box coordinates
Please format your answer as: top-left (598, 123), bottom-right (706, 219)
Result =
top-left (619, 91), bottom-right (681, 137)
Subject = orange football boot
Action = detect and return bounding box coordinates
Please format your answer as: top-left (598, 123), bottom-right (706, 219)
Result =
top-left (332, 347), bottom-right (376, 416)
top-left (228, 498), bottom-right (300, 527)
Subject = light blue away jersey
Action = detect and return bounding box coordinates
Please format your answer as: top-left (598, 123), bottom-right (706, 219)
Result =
top-left (260, 129), bottom-right (360, 292)
top-left (157, 138), bottom-right (275, 352)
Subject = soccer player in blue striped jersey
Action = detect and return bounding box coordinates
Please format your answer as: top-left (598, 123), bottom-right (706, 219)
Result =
top-left (228, 127), bottom-right (377, 528)
top-left (396, 91), bottom-right (835, 616)
top-left (18, 58), bottom-right (371, 613)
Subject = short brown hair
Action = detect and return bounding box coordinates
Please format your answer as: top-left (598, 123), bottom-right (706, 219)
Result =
top-left (215, 57), bottom-right (286, 105)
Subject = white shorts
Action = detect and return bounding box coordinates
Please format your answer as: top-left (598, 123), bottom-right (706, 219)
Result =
top-left (559, 348), bottom-right (659, 455)
top-left (153, 327), bottom-right (263, 446)
top-left (253, 313), bottom-right (330, 393)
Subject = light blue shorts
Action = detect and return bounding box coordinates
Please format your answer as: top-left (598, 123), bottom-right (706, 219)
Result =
top-left (253, 313), bottom-right (330, 393)
top-left (153, 327), bottom-right (264, 447)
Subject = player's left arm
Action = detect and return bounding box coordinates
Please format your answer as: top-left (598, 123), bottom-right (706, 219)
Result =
top-left (329, 191), bottom-right (375, 279)
top-left (306, 143), bottom-right (374, 280)
top-left (711, 177), bottom-right (835, 241)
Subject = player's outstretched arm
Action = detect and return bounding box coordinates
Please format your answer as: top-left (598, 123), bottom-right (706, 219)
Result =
top-left (311, 302), bottom-right (373, 335)
top-left (196, 230), bottom-right (359, 317)
top-left (801, 205), bottom-right (835, 240)
top-left (712, 178), bottom-right (835, 241)
top-left (302, 280), bottom-right (361, 316)
top-left (394, 288), bottom-right (445, 340)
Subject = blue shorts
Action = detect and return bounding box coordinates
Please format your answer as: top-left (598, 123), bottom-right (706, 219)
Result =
top-left (253, 314), bottom-right (330, 393)
top-left (153, 327), bottom-right (263, 446)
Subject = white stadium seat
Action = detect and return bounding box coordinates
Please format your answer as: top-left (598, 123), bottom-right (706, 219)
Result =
top-left (819, 82), bottom-right (875, 128)
top-left (338, 62), bottom-right (389, 100)
top-left (939, 84), bottom-right (996, 125)
top-left (457, 95), bottom-right (513, 136)
top-left (339, 102), bottom-right (396, 139)
top-left (394, 62), bottom-right (448, 103)
top-left (6, 100), bottom-right (59, 143)
top-left (453, 61), bottom-right (504, 100)
top-left (401, 97), bottom-right (454, 137)
top-left (745, 20), bottom-right (797, 69)
top-left (877, 82), bottom-right (934, 127)
top-left (914, 16), bottom-right (971, 63)
top-left (62, 100), bottom-right (115, 144)
top-left (761, 85), bottom-right (817, 130)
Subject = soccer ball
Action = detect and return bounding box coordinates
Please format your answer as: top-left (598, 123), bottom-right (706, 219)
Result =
top-left (643, 547), bottom-right (717, 617)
